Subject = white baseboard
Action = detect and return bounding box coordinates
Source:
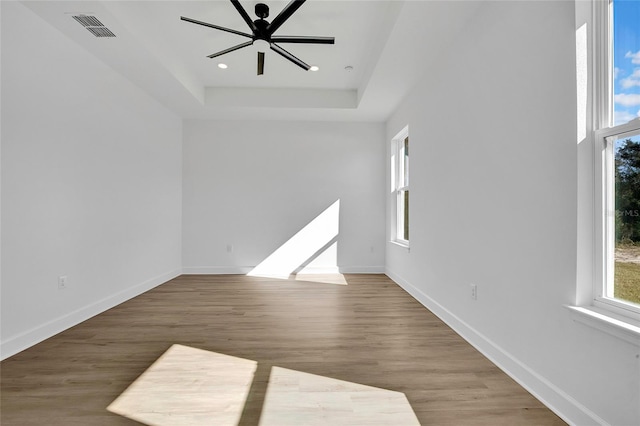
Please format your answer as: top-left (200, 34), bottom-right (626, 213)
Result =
top-left (385, 268), bottom-right (608, 426)
top-left (182, 266), bottom-right (385, 275)
top-left (339, 266), bottom-right (385, 274)
top-left (182, 266), bottom-right (254, 274)
top-left (0, 268), bottom-right (182, 361)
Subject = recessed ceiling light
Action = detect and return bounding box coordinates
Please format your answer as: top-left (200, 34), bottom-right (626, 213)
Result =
top-left (218, 63), bottom-right (228, 69)
top-left (310, 65), bottom-right (319, 72)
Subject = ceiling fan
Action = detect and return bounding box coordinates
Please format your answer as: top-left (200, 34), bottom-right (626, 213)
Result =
top-left (181, 0), bottom-right (335, 75)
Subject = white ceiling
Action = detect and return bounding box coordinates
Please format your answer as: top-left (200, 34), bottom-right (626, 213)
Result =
top-left (23, 0), bottom-right (482, 122)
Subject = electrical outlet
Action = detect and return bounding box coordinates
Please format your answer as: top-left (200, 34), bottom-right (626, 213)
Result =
top-left (470, 283), bottom-right (477, 300)
top-left (58, 275), bottom-right (67, 290)
top-left (226, 244), bottom-right (233, 253)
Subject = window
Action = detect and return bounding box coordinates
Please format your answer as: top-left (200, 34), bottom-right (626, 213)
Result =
top-left (595, 124), bottom-right (640, 317)
top-left (391, 126), bottom-right (409, 245)
top-left (593, 0), bottom-right (640, 319)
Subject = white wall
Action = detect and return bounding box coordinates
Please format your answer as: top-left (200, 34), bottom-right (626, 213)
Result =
top-left (3, 1), bottom-right (635, 422)
top-left (1, 2), bottom-right (183, 359)
top-left (385, 1), bottom-right (639, 425)
top-left (183, 120), bottom-right (385, 274)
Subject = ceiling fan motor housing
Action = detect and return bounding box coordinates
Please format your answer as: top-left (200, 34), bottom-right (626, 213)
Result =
top-left (253, 19), bottom-right (269, 40)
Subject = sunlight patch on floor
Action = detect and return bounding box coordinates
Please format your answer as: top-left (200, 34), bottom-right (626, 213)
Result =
top-left (260, 366), bottom-right (421, 426)
top-left (107, 345), bottom-right (418, 426)
top-left (291, 271), bottom-right (348, 286)
top-left (107, 345), bottom-right (256, 426)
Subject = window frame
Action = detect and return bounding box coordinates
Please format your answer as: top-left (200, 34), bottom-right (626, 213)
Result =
top-left (592, 0), bottom-right (640, 320)
top-left (594, 122), bottom-right (640, 319)
top-left (391, 126), bottom-right (409, 247)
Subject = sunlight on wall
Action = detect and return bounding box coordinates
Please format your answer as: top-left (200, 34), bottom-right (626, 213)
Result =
top-left (107, 345), bottom-right (257, 426)
top-left (107, 345), bottom-right (419, 426)
top-left (260, 366), bottom-right (420, 426)
top-left (296, 241), bottom-right (348, 284)
top-left (248, 200), bottom-right (340, 278)
top-left (390, 151), bottom-right (396, 193)
top-left (298, 241), bottom-right (338, 274)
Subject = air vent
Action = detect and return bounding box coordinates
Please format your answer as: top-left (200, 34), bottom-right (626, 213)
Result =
top-left (72, 15), bottom-right (116, 37)
top-left (86, 27), bottom-right (116, 38)
top-left (72, 15), bottom-right (103, 27)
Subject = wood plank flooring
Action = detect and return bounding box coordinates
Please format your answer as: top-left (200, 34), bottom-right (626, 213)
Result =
top-left (1, 274), bottom-right (565, 425)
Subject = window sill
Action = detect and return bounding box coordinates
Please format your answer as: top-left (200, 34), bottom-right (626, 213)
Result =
top-left (389, 240), bottom-right (410, 252)
top-left (565, 305), bottom-right (640, 346)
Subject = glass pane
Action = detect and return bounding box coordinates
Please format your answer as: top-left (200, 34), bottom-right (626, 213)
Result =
top-left (403, 137), bottom-right (409, 187)
top-left (613, 132), bottom-right (640, 305)
top-left (403, 190), bottom-right (409, 241)
top-left (612, 0), bottom-right (640, 126)
top-left (397, 190), bottom-right (409, 241)
top-left (398, 141), bottom-right (405, 188)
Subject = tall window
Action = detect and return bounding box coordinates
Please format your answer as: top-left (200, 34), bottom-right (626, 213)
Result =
top-left (594, 0), bottom-right (640, 317)
top-left (391, 126), bottom-right (409, 245)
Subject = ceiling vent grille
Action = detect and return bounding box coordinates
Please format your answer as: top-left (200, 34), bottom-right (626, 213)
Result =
top-left (72, 15), bottom-right (116, 37)
top-left (86, 27), bottom-right (116, 38)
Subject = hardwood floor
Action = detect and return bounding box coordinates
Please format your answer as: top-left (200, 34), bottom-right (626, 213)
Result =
top-left (1, 274), bottom-right (565, 425)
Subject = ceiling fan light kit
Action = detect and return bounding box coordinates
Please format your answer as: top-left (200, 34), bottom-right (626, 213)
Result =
top-left (181, 0), bottom-right (335, 76)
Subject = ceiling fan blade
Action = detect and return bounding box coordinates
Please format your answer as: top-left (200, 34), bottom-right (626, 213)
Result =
top-left (270, 36), bottom-right (335, 44)
top-left (270, 43), bottom-right (310, 71)
top-left (258, 52), bottom-right (265, 75)
top-left (230, 0), bottom-right (258, 32)
top-left (207, 41), bottom-right (253, 59)
top-left (180, 16), bottom-right (252, 38)
top-left (266, 0), bottom-right (306, 35)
